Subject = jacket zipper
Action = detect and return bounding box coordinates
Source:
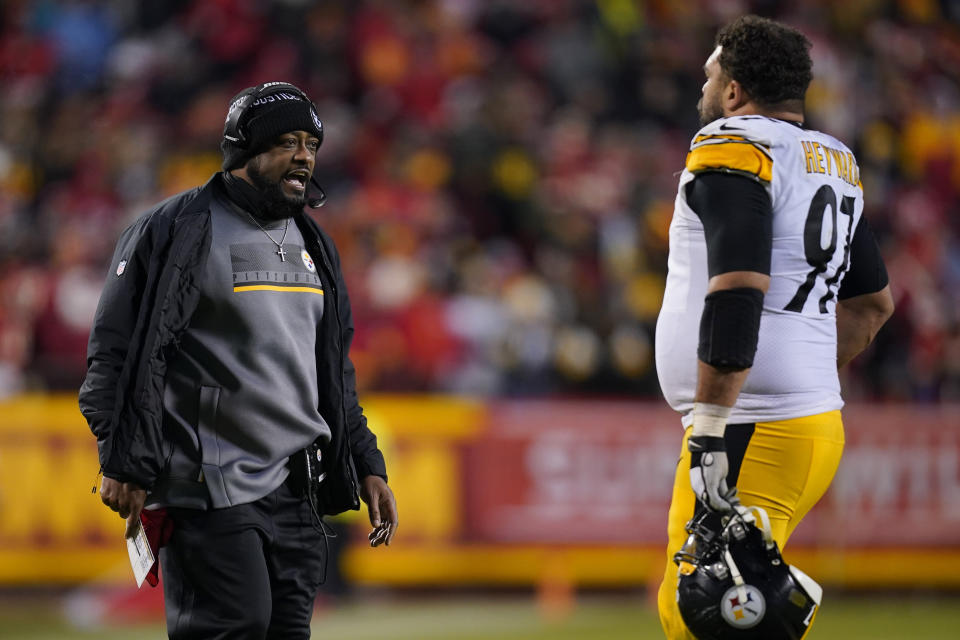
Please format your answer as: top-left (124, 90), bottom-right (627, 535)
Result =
top-left (91, 467), bottom-right (103, 494)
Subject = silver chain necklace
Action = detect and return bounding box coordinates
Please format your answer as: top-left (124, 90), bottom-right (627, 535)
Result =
top-left (243, 211), bottom-right (290, 262)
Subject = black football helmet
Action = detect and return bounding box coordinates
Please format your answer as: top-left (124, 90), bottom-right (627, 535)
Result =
top-left (673, 506), bottom-right (822, 640)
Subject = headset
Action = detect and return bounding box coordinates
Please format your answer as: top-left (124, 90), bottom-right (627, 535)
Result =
top-left (223, 81), bottom-right (327, 208)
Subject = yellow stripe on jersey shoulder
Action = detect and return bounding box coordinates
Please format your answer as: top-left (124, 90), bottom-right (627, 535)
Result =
top-left (686, 140), bottom-right (773, 183)
top-left (692, 134), bottom-right (750, 144)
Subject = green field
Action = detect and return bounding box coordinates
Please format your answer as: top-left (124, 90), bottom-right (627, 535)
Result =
top-left (1, 591), bottom-right (958, 639)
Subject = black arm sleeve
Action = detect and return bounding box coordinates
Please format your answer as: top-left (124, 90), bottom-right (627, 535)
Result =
top-left (838, 216), bottom-right (889, 299)
top-left (685, 172), bottom-right (773, 278)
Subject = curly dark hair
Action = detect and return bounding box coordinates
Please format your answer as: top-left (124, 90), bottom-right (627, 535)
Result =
top-left (716, 15), bottom-right (812, 109)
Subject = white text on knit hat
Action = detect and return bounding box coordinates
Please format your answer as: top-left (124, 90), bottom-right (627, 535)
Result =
top-left (251, 92), bottom-right (303, 107)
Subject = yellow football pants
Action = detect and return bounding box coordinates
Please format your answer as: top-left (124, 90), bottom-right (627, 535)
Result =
top-left (657, 411), bottom-right (845, 640)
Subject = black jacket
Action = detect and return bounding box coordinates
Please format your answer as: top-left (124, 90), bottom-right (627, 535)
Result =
top-left (79, 173), bottom-right (386, 515)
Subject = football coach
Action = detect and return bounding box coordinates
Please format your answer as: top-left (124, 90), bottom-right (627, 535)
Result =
top-left (80, 81), bottom-right (398, 639)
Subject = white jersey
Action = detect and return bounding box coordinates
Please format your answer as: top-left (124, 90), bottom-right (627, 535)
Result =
top-left (655, 115), bottom-right (863, 426)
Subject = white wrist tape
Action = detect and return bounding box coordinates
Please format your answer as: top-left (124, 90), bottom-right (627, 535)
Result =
top-left (691, 402), bottom-right (731, 438)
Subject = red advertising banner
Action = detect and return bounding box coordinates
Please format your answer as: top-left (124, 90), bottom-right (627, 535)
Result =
top-left (793, 404), bottom-right (960, 547)
top-left (463, 401), bottom-right (680, 544)
top-left (462, 402), bottom-right (960, 548)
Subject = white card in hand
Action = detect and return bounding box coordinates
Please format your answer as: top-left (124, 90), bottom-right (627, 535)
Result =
top-left (126, 519), bottom-right (155, 588)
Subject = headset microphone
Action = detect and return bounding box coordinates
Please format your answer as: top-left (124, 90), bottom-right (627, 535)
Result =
top-left (307, 175), bottom-right (326, 208)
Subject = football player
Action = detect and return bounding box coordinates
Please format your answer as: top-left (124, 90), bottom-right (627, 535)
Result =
top-left (654, 15), bottom-right (894, 639)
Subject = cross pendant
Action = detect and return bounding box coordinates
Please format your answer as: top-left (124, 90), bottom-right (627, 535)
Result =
top-left (277, 246), bottom-right (287, 262)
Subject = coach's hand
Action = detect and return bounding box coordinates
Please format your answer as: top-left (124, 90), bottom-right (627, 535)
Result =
top-left (688, 436), bottom-right (740, 512)
top-left (99, 476), bottom-right (147, 538)
top-left (360, 475), bottom-right (398, 548)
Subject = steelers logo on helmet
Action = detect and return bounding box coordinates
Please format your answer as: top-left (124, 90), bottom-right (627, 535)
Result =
top-left (301, 249), bottom-right (316, 273)
top-left (720, 584), bottom-right (766, 629)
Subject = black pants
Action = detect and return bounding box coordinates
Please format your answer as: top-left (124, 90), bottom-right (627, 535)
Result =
top-left (160, 479), bottom-right (327, 639)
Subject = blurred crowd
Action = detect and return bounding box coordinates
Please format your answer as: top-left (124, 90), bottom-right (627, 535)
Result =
top-left (0, 0), bottom-right (957, 401)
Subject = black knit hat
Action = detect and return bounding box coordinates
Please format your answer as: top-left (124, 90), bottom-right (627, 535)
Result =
top-left (221, 82), bottom-right (324, 171)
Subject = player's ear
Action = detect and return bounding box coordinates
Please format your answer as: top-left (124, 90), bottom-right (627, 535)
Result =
top-left (723, 78), bottom-right (749, 113)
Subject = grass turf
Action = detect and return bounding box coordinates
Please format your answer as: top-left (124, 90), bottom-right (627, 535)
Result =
top-left (1, 592), bottom-right (958, 639)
